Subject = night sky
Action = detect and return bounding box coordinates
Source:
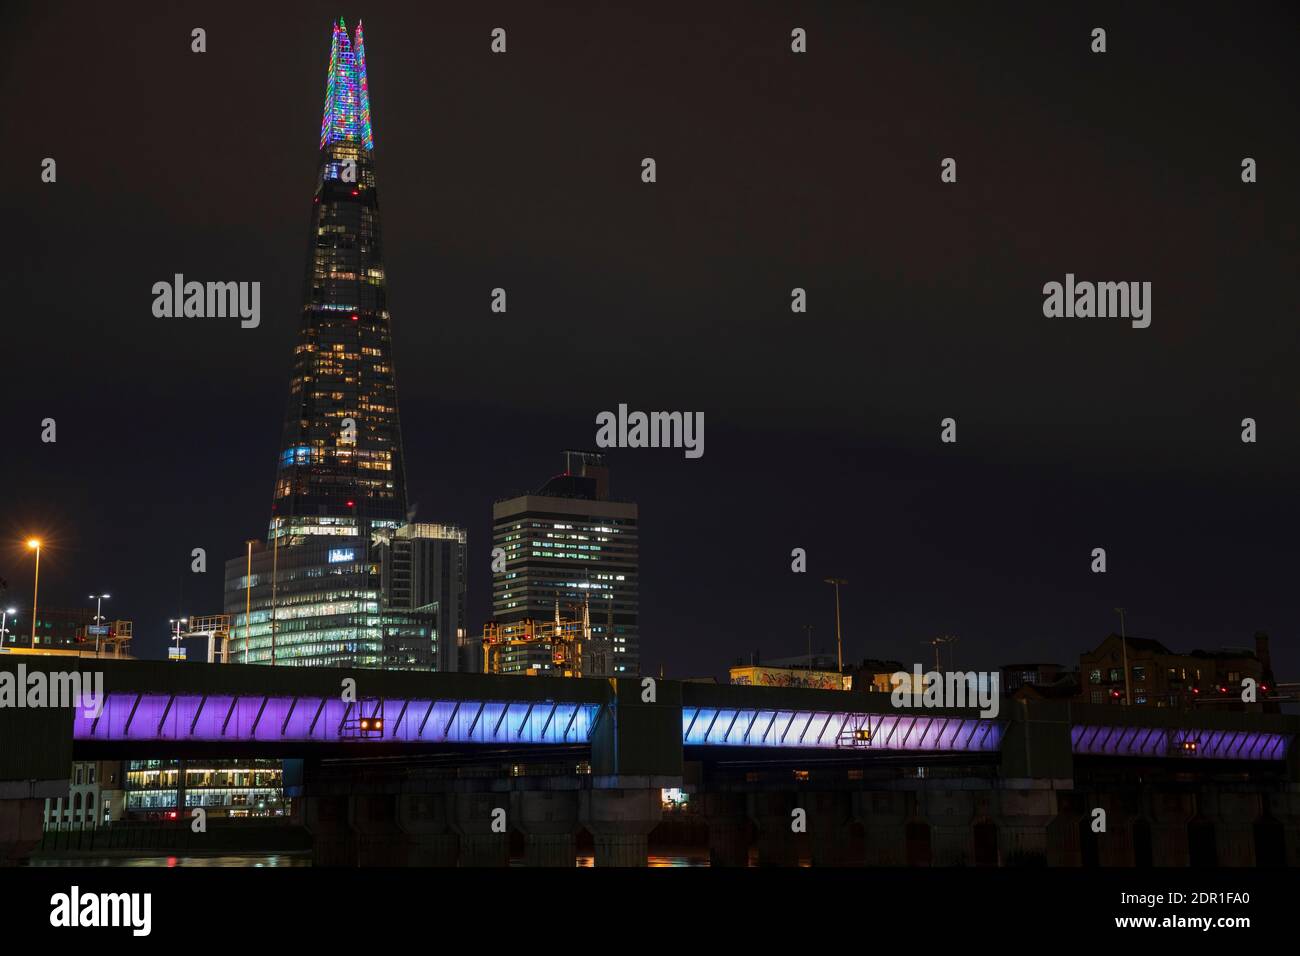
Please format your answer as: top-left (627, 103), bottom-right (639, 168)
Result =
top-left (2, 1), bottom-right (1297, 679)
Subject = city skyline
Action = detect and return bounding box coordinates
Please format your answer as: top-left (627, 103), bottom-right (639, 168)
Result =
top-left (3, 3), bottom-right (1298, 681)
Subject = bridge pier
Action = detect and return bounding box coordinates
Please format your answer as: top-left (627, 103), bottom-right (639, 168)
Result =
top-left (512, 785), bottom-right (580, 867)
top-left (994, 784), bottom-right (1056, 866)
top-left (0, 791), bottom-right (51, 866)
top-left (580, 779), bottom-right (663, 867)
top-left (696, 791), bottom-right (749, 867)
top-left (1077, 791), bottom-right (1136, 867)
top-left (922, 789), bottom-right (978, 867)
top-left (396, 793), bottom-right (459, 867)
top-left (748, 791), bottom-right (801, 866)
top-left (352, 793), bottom-right (410, 866)
top-left (302, 794), bottom-right (358, 867)
top-left (1265, 790), bottom-right (1300, 867)
top-left (1204, 789), bottom-right (1259, 867)
top-left (451, 789), bottom-right (512, 867)
top-left (1146, 791), bottom-right (1194, 866)
top-left (806, 791), bottom-right (856, 866)
top-left (854, 790), bottom-right (910, 866)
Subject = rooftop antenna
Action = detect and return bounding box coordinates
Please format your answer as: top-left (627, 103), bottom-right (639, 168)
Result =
top-left (823, 578), bottom-right (848, 670)
top-left (1115, 608), bottom-right (1132, 705)
top-left (923, 635), bottom-right (957, 672)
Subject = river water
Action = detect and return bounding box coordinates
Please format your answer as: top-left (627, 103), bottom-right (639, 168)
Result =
top-left (29, 851), bottom-right (714, 867)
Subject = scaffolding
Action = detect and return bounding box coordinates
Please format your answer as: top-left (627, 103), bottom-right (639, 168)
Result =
top-left (76, 619), bottom-right (134, 658)
top-left (482, 599), bottom-right (612, 678)
top-left (179, 614), bottom-right (233, 664)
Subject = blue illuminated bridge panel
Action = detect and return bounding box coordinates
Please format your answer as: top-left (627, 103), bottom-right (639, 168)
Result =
top-left (70, 692), bottom-right (1292, 761)
top-left (681, 706), bottom-right (1004, 752)
top-left (1072, 724), bottom-right (1289, 760)
top-left (74, 694), bottom-right (601, 745)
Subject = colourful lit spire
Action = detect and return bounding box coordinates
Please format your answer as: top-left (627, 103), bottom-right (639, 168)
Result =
top-left (354, 20), bottom-right (374, 150)
top-left (319, 18), bottom-right (374, 150)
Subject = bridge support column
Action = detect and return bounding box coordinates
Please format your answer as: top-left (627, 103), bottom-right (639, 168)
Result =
top-left (994, 785), bottom-right (1056, 866)
top-left (581, 781), bottom-right (662, 867)
top-left (1146, 791), bottom-right (1194, 866)
top-left (697, 792), bottom-right (749, 867)
top-left (512, 787), bottom-right (579, 867)
top-left (1041, 789), bottom-right (1097, 868)
top-left (749, 792), bottom-right (800, 867)
top-left (302, 794), bottom-right (357, 867)
top-left (352, 793), bottom-right (410, 866)
top-left (923, 790), bottom-right (977, 866)
top-left (1205, 789), bottom-right (1259, 867)
top-left (1081, 792), bottom-right (1138, 867)
top-left (854, 789), bottom-right (909, 866)
top-left (1265, 790), bottom-right (1300, 867)
top-left (0, 788), bottom-right (52, 866)
top-left (451, 790), bottom-right (511, 867)
top-left (807, 791), bottom-right (856, 866)
top-left (396, 792), bottom-right (458, 867)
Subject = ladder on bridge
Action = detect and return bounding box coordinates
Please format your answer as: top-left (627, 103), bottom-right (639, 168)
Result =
top-left (836, 713), bottom-right (874, 748)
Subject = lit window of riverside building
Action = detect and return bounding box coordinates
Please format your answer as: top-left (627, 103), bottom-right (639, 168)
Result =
top-left (222, 19), bottom-right (464, 671)
top-left (489, 451), bottom-right (639, 676)
top-left (123, 760), bottom-right (286, 819)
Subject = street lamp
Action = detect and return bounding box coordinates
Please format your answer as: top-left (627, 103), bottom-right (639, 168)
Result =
top-left (244, 539), bottom-right (256, 664)
top-left (0, 607), bottom-right (16, 648)
top-left (26, 539), bottom-right (41, 646)
top-left (169, 617), bottom-right (189, 660)
top-left (823, 577), bottom-right (848, 672)
top-left (1115, 608), bottom-right (1132, 706)
top-left (88, 593), bottom-right (111, 653)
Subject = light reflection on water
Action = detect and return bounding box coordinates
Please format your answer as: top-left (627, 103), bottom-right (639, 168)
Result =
top-left (32, 850), bottom-right (725, 868)
top-left (30, 854), bottom-right (311, 868)
top-left (576, 854), bottom-right (709, 867)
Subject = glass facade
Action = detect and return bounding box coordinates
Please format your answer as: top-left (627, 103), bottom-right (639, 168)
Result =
top-left (224, 536), bottom-right (434, 668)
top-left (274, 17), bottom-right (407, 545)
top-left (492, 454), bottom-right (640, 674)
top-left (124, 759), bottom-right (286, 818)
top-left (223, 19), bottom-right (433, 670)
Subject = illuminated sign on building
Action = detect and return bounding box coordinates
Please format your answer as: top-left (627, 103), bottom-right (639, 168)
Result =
top-left (328, 548), bottom-right (356, 563)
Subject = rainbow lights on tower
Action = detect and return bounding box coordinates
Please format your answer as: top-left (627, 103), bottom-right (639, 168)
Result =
top-left (319, 18), bottom-right (374, 150)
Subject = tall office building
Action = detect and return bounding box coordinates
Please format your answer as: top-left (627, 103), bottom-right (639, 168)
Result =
top-left (223, 19), bottom-right (435, 669)
top-left (492, 451), bottom-right (640, 674)
top-left (374, 523), bottom-right (468, 672)
top-left (275, 17), bottom-right (406, 541)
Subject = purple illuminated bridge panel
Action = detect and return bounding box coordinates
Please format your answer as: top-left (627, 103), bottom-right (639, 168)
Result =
top-left (74, 694), bottom-right (600, 745)
top-left (1071, 724), bottom-right (1289, 760)
top-left (680, 707), bottom-right (1004, 751)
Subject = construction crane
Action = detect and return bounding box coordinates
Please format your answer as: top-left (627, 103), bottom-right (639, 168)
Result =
top-left (482, 596), bottom-right (612, 677)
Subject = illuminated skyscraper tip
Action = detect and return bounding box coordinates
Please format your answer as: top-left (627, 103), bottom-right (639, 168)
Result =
top-left (320, 17), bottom-right (374, 151)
